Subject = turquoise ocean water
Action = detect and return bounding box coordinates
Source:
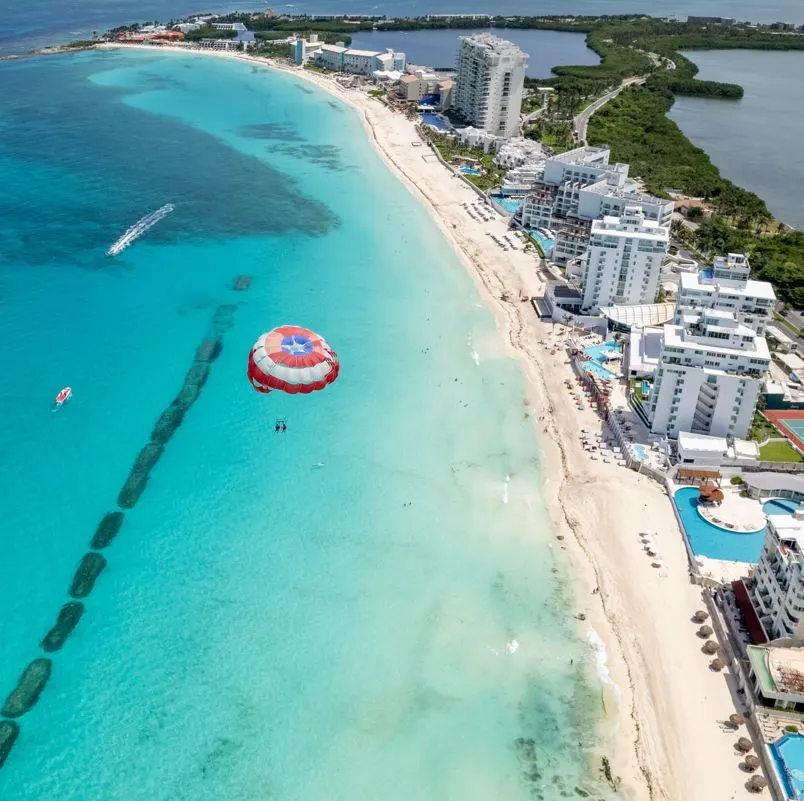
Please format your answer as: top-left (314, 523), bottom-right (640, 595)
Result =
top-left (0, 50), bottom-right (614, 800)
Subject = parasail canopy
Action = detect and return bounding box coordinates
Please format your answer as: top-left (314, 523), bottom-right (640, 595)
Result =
top-left (247, 325), bottom-right (340, 395)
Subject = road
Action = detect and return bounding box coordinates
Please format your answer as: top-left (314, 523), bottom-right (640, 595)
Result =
top-left (573, 76), bottom-right (645, 145)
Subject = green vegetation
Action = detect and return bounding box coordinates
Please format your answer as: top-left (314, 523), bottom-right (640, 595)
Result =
top-left (730, 475), bottom-right (744, 485)
top-left (525, 119), bottom-right (574, 152)
top-left (65, 40), bottom-right (98, 49)
top-left (251, 41), bottom-right (293, 59)
top-left (423, 131), bottom-right (505, 190)
top-left (184, 26), bottom-right (238, 41)
top-left (749, 413), bottom-right (782, 442)
top-left (759, 441), bottom-right (804, 463)
top-left (367, 88), bottom-right (386, 97)
top-left (786, 725), bottom-right (800, 733)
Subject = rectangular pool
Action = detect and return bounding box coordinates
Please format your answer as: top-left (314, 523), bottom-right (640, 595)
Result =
top-left (770, 734), bottom-right (804, 799)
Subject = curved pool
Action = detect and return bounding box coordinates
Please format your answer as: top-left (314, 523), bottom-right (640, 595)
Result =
top-left (763, 498), bottom-right (803, 516)
top-left (672, 487), bottom-right (765, 563)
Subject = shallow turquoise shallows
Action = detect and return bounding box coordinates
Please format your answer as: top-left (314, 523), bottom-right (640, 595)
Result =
top-left (672, 487), bottom-right (765, 563)
top-left (0, 50), bottom-right (616, 800)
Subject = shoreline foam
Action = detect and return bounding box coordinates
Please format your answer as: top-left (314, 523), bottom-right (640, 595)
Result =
top-left (95, 43), bottom-right (749, 801)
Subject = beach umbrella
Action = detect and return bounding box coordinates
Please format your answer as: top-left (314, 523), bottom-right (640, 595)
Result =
top-left (736, 737), bottom-right (754, 753)
top-left (703, 640), bottom-right (720, 654)
top-left (730, 713), bottom-right (745, 727)
top-left (749, 775), bottom-right (767, 792)
top-left (247, 325), bottom-right (340, 396)
top-left (744, 755), bottom-right (760, 771)
top-left (697, 625), bottom-right (714, 638)
top-left (710, 658), bottom-right (724, 671)
top-left (694, 610), bottom-right (709, 622)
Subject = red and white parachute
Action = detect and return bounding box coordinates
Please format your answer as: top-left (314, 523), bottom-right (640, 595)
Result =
top-left (247, 325), bottom-right (340, 395)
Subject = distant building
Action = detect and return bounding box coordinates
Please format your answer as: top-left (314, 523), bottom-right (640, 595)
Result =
top-left (397, 70), bottom-right (439, 102)
top-left (519, 146), bottom-right (673, 264)
top-left (579, 206), bottom-right (669, 314)
top-left (314, 44), bottom-right (405, 75)
top-left (316, 44), bottom-right (348, 70)
top-left (292, 33), bottom-right (323, 65)
top-left (648, 309), bottom-right (771, 439)
top-left (687, 15), bottom-right (735, 24)
top-left (675, 253), bottom-right (776, 336)
top-left (198, 38), bottom-right (240, 50)
top-left (212, 22), bottom-right (247, 31)
top-left (627, 326), bottom-right (663, 378)
top-left (453, 33), bottom-right (527, 139)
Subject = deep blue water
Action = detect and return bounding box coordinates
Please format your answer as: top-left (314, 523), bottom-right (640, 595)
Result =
top-left (348, 28), bottom-right (599, 76)
top-left (0, 47), bottom-right (616, 800)
top-left (4, 0), bottom-right (804, 56)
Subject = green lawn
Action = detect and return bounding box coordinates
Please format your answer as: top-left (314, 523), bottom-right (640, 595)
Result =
top-left (759, 440), bottom-right (804, 463)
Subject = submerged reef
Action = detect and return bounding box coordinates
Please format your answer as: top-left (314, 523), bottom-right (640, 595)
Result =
top-left (2, 659), bottom-right (52, 718)
top-left (41, 602), bottom-right (85, 652)
top-left (0, 721), bottom-right (19, 769)
top-left (69, 553), bottom-right (107, 599)
top-left (90, 511), bottom-right (125, 550)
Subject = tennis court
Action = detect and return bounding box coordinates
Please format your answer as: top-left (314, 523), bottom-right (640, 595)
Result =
top-left (766, 410), bottom-right (804, 452)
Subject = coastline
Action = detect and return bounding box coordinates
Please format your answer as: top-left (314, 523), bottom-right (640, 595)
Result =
top-left (96, 43), bottom-right (746, 800)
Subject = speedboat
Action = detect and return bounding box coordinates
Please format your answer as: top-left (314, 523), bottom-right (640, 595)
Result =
top-left (53, 386), bottom-right (72, 410)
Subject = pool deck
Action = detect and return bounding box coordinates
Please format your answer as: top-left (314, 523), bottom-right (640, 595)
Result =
top-left (697, 488), bottom-right (766, 533)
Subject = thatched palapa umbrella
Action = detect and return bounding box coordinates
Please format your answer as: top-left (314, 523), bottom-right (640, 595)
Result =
top-left (729, 713), bottom-right (745, 728)
top-left (694, 610), bottom-right (709, 622)
top-left (703, 640), bottom-right (720, 654)
top-left (698, 625), bottom-right (714, 638)
top-left (736, 736), bottom-right (754, 753)
top-left (710, 658), bottom-right (725, 671)
top-left (749, 774), bottom-right (768, 792)
top-left (744, 754), bottom-right (760, 771)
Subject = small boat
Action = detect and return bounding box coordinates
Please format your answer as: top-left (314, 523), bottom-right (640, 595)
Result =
top-left (53, 386), bottom-right (72, 410)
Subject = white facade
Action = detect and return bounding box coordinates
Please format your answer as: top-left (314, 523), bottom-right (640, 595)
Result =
top-left (453, 33), bottom-right (527, 139)
top-left (580, 206), bottom-right (669, 313)
top-left (316, 44), bottom-right (347, 70)
top-left (493, 137), bottom-right (545, 169)
top-left (751, 512), bottom-right (804, 640)
top-left (198, 38), bottom-right (240, 50)
top-left (519, 146), bottom-right (673, 263)
top-left (676, 431), bottom-right (758, 465)
top-left (454, 126), bottom-right (501, 153)
top-left (316, 45), bottom-right (405, 75)
top-left (648, 309), bottom-right (771, 439)
top-left (676, 253), bottom-right (776, 336)
top-left (627, 326), bottom-right (663, 377)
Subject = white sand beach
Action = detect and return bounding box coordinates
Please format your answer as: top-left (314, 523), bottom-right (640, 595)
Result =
top-left (104, 44), bottom-right (753, 800)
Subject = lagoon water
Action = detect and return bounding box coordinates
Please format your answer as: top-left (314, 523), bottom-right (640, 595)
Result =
top-left (669, 50), bottom-right (804, 229)
top-left (0, 49), bottom-right (614, 799)
top-left (348, 28), bottom-right (599, 76)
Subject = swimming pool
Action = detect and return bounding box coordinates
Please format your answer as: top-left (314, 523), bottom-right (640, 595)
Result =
top-left (764, 499), bottom-right (804, 516)
top-left (527, 229), bottom-right (555, 255)
top-left (581, 343), bottom-right (621, 380)
top-left (419, 112), bottom-right (451, 131)
top-left (672, 487), bottom-right (765, 563)
top-left (770, 734), bottom-right (804, 799)
top-left (498, 197), bottom-right (522, 213)
top-left (459, 165), bottom-right (482, 176)
top-left (631, 444), bottom-right (650, 462)
top-left (641, 380), bottom-right (651, 397)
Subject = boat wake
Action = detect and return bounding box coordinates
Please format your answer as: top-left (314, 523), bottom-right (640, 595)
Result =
top-left (106, 204), bottom-right (174, 257)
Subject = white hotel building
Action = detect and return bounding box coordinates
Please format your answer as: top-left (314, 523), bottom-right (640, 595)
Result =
top-left (519, 147), bottom-right (673, 263)
top-left (453, 33), bottom-right (527, 139)
top-left (750, 510), bottom-right (804, 641)
top-left (648, 308), bottom-right (771, 439)
top-left (675, 253), bottom-right (776, 336)
top-left (579, 206), bottom-right (669, 313)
